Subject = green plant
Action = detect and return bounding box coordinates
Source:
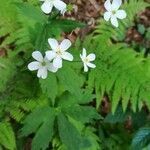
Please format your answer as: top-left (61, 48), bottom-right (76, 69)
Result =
top-left (0, 0), bottom-right (150, 149)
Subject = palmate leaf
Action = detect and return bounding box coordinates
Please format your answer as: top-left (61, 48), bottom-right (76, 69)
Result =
top-left (20, 91), bottom-right (101, 150)
top-left (57, 93), bottom-right (101, 149)
top-left (132, 127), bottom-right (150, 150)
top-left (57, 65), bottom-right (84, 98)
top-left (0, 122), bottom-right (16, 150)
top-left (39, 73), bottom-right (58, 102)
top-left (39, 65), bottom-right (84, 105)
top-left (57, 91), bottom-right (92, 107)
top-left (57, 113), bottom-right (82, 150)
top-left (64, 105), bottom-right (101, 124)
top-left (58, 92), bottom-right (101, 123)
top-left (20, 106), bottom-right (56, 150)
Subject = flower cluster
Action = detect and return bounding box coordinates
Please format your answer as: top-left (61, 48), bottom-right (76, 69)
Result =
top-left (28, 39), bottom-right (96, 79)
top-left (28, 0), bottom-right (127, 79)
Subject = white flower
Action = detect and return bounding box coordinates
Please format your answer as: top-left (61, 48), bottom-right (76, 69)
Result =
top-left (40, 0), bottom-right (67, 15)
top-left (104, 0), bottom-right (127, 27)
top-left (80, 48), bottom-right (96, 72)
top-left (28, 51), bottom-right (58, 79)
top-left (46, 38), bottom-right (73, 69)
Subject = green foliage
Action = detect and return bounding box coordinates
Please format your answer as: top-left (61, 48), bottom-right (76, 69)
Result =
top-left (21, 106), bottom-right (55, 150)
top-left (57, 113), bottom-right (84, 150)
top-left (132, 127), bottom-right (150, 150)
top-left (0, 0), bottom-right (19, 49)
top-left (0, 122), bottom-right (16, 150)
top-left (87, 39), bottom-right (150, 113)
top-left (0, 56), bottom-right (16, 92)
top-left (56, 65), bottom-right (84, 98)
top-left (20, 92), bottom-right (101, 150)
top-left (40, 73), bottom-right (58, 102)
top-left (104, 106), bottom-right (128, 124)
top-left (88, 0), bottom-right (150, 113)
top-left (0, 0), bottom-right (150, 149)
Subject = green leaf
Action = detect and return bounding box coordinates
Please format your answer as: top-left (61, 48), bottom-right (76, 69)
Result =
top-left (64, 105), bottom-right (101, 124)
top-left (40, 73), bottom-right (58, 102)
top-left (50, 19), bottom-right (85, 32)
top-left (137, 24), bottom-right (145, 35)
top-left (57, 113), bottom-right (82, 150)
top-left (78, 90), bottom-right (96, 104)
top-left (104, 106), bottom-right (127, 124)
top-left (57, 65), bottom-right (83, 97)
top-left (21, 106), bottom-right (56, 150)
top-left (81, 128), bottom-right (101, 150)
top-left (132, 127), bottom-right (150, 150)
top-left (15, 2), bottom-right (46, 25)
top-left (0, 122), bottom-right (16, 150)
top-left (0, 57), bottom-right (16, 92)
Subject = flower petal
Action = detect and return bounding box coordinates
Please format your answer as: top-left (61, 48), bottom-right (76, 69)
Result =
top-left (82, 48), bottom-right (87, 58)
top-left (83, 63), bottom-right (88, 72)
top-left (48, 38), bottom-right (59, 50)
top-left (61, 52), bottom-right (73, 61)
top-left (111, 15), bottom-right (119, 27)
top-left (53, 0), bottom-right (67, 14)
top-left (115, 10), bottom-right (127, 19)
top-left (60, 39), bottom-right (72, 51)
top-left (53, 57), bottom-right (62, 68)
top-left (45, 51), bottom-right (56, 61)
top-left (80, 54), bottom-right (83, 60)
top-left (87, 62), bottom-right (96, 69)
top-left (87, 54), bottom-right (96, 61)
top-left (112, 0), bottom-right (122, 10)
top-left (104, 0), bottom-right (112, 11)
top-left (28, 61), bottom-right (41, 71)
top-left (37, 67), bottom-right (48, 79)
top-left (41, 0), bottom-right (53, 14)
top-left (47, 63), bottom-right (59, 73)
top-left (32, 51), bottom-right (43, 62)
top-left (104, 12), bottom-right (111, 21)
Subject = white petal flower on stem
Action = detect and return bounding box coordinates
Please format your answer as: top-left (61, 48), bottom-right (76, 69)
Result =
top-left (46, 38), bottom-right (73, 69)
top-left (28, 51), bottom-right (58, 79)
top-left (104, 0), bottom-right (127, 27)
top-left (80, 48), bottom-right (96, 72)
top-left (40, 0), bottom-right (67, 15)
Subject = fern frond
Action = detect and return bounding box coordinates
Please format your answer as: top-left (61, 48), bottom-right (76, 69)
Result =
top-left (0, 57), bottom-right (16, 92)
top-left (86, 0), bottom-right (150, 113)
top-left (0, 122), bottom-right (16, 150)
top-left (86, 40), bottom-right (150, 113)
